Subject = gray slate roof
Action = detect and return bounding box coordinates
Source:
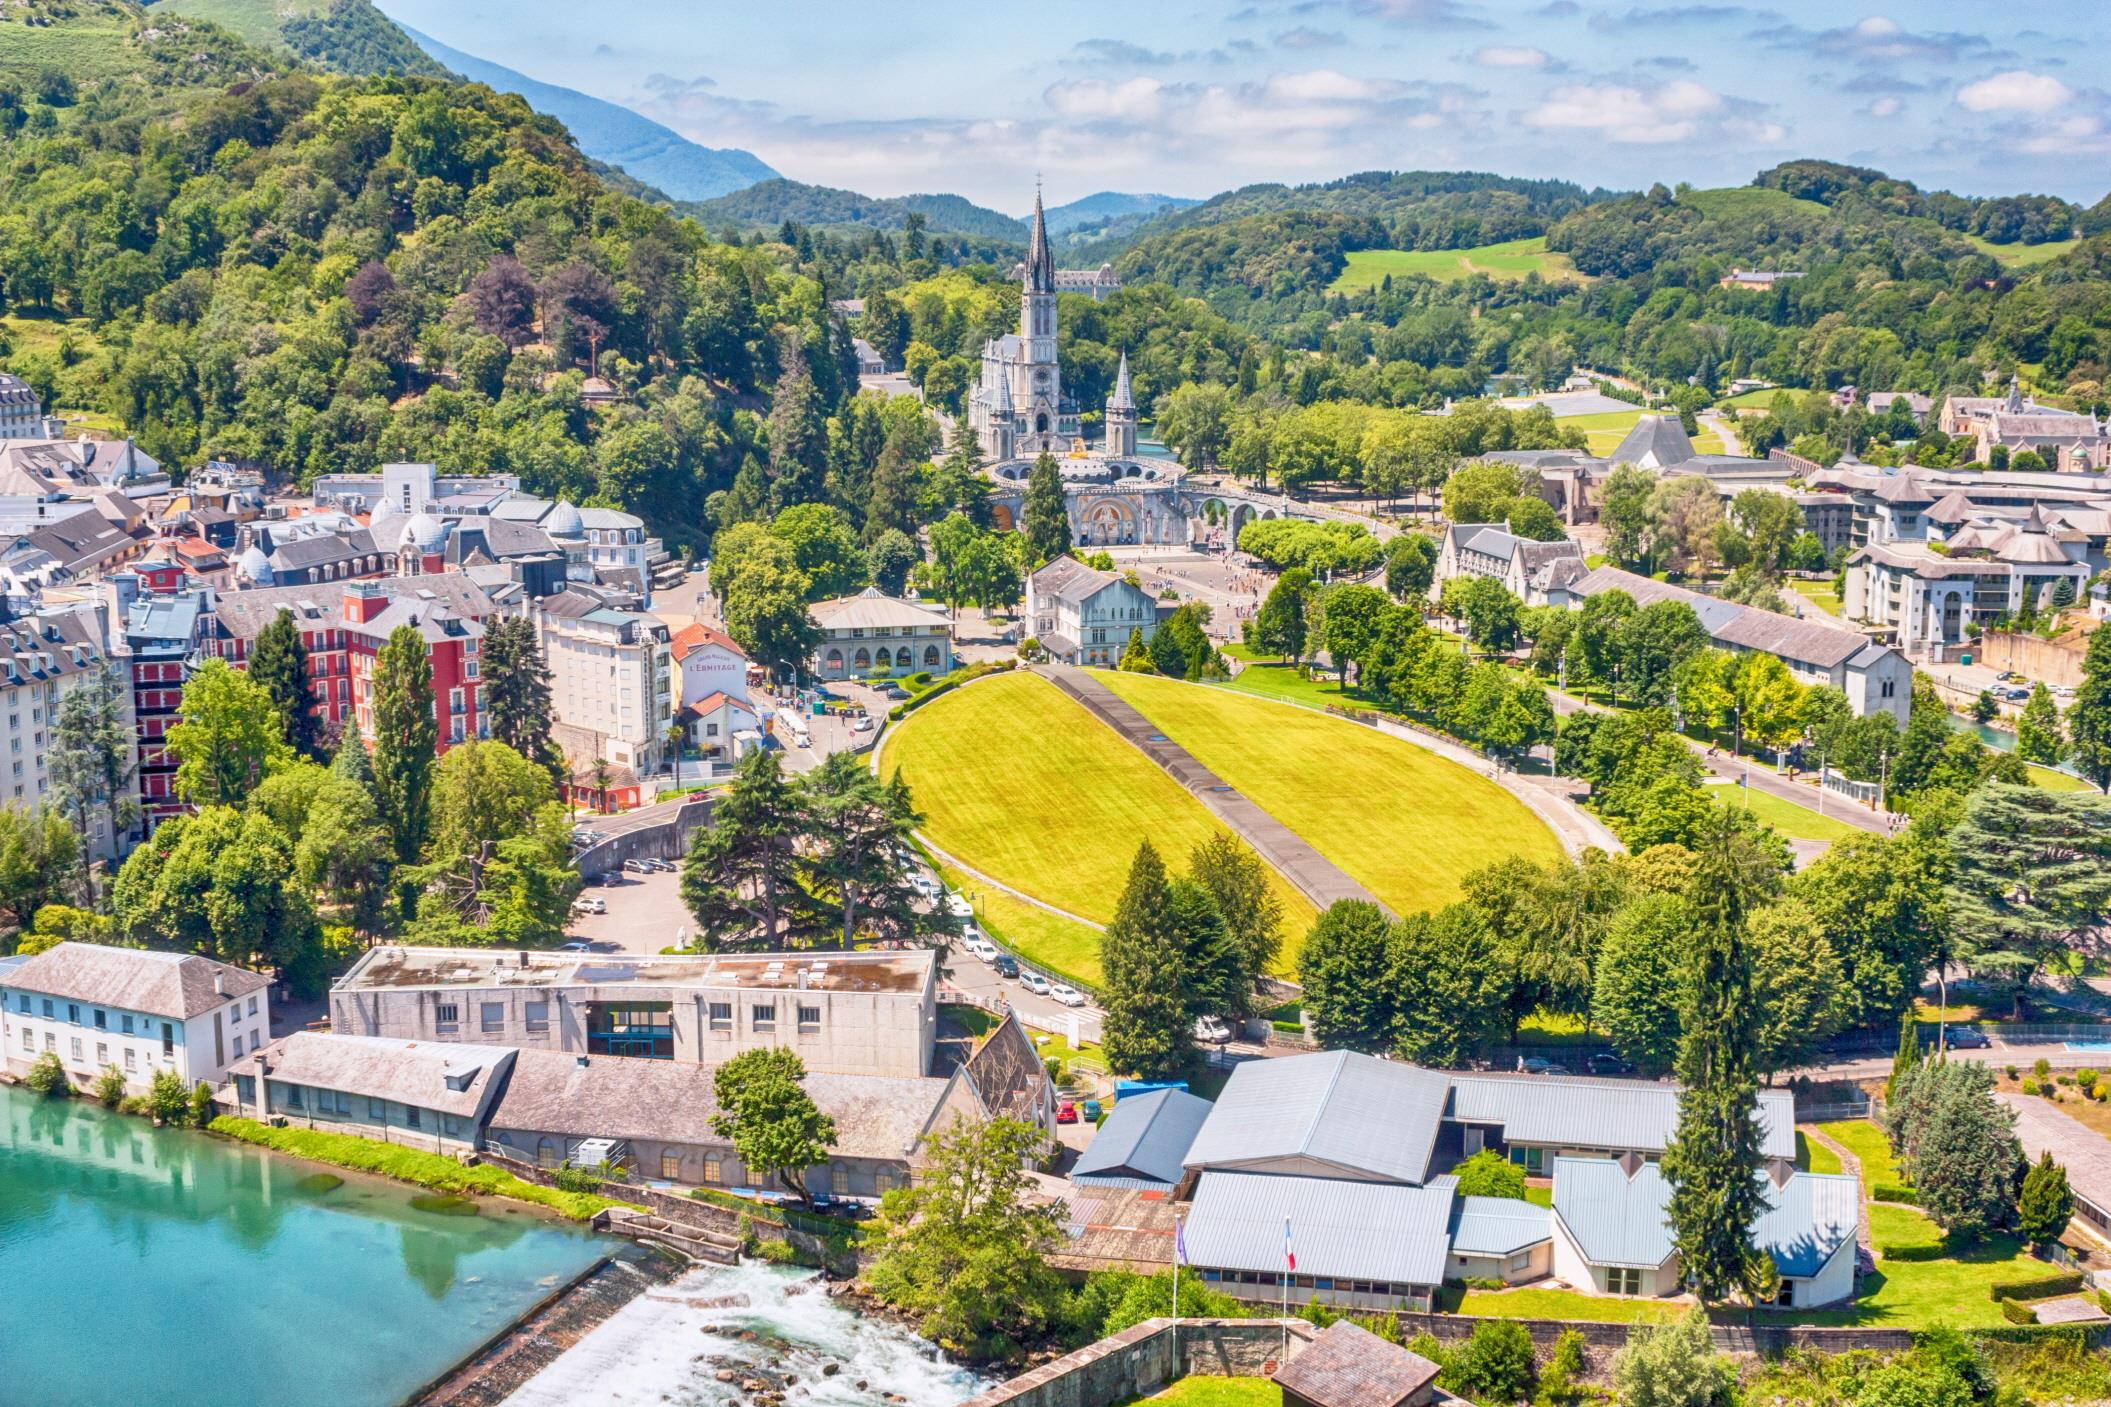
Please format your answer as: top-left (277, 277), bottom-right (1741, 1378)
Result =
top-left (1448, 1194), bottom-right (1553, 1257)
top-left (1610, 414), bottom-right (1695, 468)
top-left (1, 942), bottom-right (268, 1020)
top-left (1271, 1320), bottom-right (1441, 1407)
top-left (1750, 1172), bottom-right (1859, 1279)
top-left (1184, 1170), bottom-right (1455, 1287)
top-left (1448, 1071), bottom-right (1796, 1161)
top-left (257, 1033), bottom-right (514, 1120)
top-left (1072, 1086), bottom-right (1212, 1187)
top-left (1183, 1050), bottom-right (1450, 1185)
top-left (1030, 554), bottom-right (1123, 606)
top-left (1569, 566), bottom-right (1885, 673)
top-left (211, 574), bottom-right (496, 641)
top-left (1552, 1155), bottom-right (1674, 1269)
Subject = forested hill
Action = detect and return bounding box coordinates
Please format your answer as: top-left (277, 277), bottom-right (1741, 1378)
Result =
top-left (147, 0), bottom-right (449, 79)
top-left (689, 179), bottom-right (1028, 245)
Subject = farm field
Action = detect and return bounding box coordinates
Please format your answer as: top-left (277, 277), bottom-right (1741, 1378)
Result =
top-left (1966, 235), bottom-right (2079, 268)
top-left (1093, 671), bottom-right (1565, 920)
top-left (1329, 237), bottom-right (1579, 291)
top-left (882, 671), bottom-right (1317, 974)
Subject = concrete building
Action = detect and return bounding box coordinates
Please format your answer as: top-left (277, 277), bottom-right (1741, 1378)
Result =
top-left (0, 372), bottom-right (62, 439)
top-left (0, 942), bottom-right (270, 1095)
top-left (534, 598), bottom-right (674, 778)
top-left (341, 579), bottom-right (488, 749)
top-left (329, 947), bottom-right (941, 1079)
top-left (809, 587), bottom-right (953, 682)
top-left (1849, 509), bottom-right (2092, 656)
top-left (0, 606), bottom-right (112, 823)
top-left (225, 1033), bottom-right (514, 1156)
top-left (107, 578), bottom-right (201, 832)
top-left (1434, 524), bottom-right (1587, 606)
top-left (1025, 555), bottom-right (1161, 666)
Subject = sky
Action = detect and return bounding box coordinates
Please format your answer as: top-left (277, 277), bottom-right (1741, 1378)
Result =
top-left (375, 1), bottom-right (2111, 212)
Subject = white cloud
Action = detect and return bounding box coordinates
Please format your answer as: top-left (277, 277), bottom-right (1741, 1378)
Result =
top-left (1261, 69), bottom-right (1403, 103)
top-left (1956, 70), bottom-right (2074, 113)
top-left (1867, 95), bottom-right (1903, 118)
top-left (1043, 76), bottom-right (1169, 121)
top-left (1522, 80), bottom-right (1721, 142)
top-left (1473, 45), bottom-right (1550, 68)
top-left (2015, 114), bottom-right (2111, 155)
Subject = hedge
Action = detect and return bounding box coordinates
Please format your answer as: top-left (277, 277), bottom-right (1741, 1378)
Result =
top-left (1999, 1298), bottom-right (2038, 1325)
top-left (1872, 1183), bottom-right (1918, 1205)
top-left (1990, 1271), bottom-right (2085, 1302)
top-left (1878, 1242), bottom-right (1952, 1262)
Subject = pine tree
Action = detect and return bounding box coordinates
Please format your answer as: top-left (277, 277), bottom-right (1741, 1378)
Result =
top-left (2071, 625), bottom-right (2111, 791)
top-left (864, 422), bottom-right (922, 541)
top-left (1117, 627), bottom-right (1154, 672)
top-left (1660, 814), bottom-right (1768, 1303)
top-left (939, 420), bottom-right (991, 527)
top-left (2016, 683), bottom-right (2066, 766)
top-left (680, 748), bottom-right (811, 947)
top-left (370, 624), bottom-right (437, 867)
top-left (767, 333), bottom-right (828, 510)
top-left (331, 730), bottom-right (375, 788)
top-left (249, 608), bottom-right (321, 758)
top-left (2016, 1150), bottom-right (2075, 1249)
top-left (481, 614), bottom-right (556, 766)
top-left (1886, 1004), bottom-right (1920, 1103)
top-left (1100, 841), bottom-right (1191, 1078)
top-left (1022, 451), bottom-right (1070, 566)
top-left (48, 660), bottom-right (138, 863)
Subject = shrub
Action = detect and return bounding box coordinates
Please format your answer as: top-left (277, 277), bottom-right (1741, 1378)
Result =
top-left (1357, 1313), bottom-right (1403, 1345)
top-left (23, 1050), bottom-right (67, 1097)
top-left (551, 1167), bottom-right (604, 1194)
top-left (2056, 1074), bottom-right (2075, 1087)
top-left (2095, 1082), bottom-right (2109, 1102)
top-left (92, 1065), bottom-right (126, 1107)
top-left (2076, 1067), bottom-right (2098, 1087)
top-left (145, 1069), bottom-right (188, 1123)
top-left (1453, 1148), bottom-right (1529, 1200)
top-left (753, 1237), bottom-right (799, 1264)
top-left (1611, 1309), bottom-right (1732, 1407)
top-left (2006, 1065), bottom-right (2020, 1080)
top-left (1541, 1329), bottom-right (1589, 1406)
top-left (188, 1081), bottom-right (214, 1128)
top-left (2034, 1057), bottom-right (2052, 1078)
top-left (1872, 1183), bottom-right (1919, 1206)
top-left (1407, 1332), bottom-right (1448, 1368)
top-left (2020, 1079), bottom-right (2041, 1096)
top-left (117, 1095), bottom-right (147, 1116)
top-left (2000, 1298), bottom-right (2038, 1325)
top-left (1444, 1320), bottom-right (1537, 1404)
top-left (1991, 1272), bottom-right (2085, 1302)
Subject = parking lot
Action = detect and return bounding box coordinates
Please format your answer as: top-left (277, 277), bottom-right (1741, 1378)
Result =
top-left (565, 867), bottom-right (692, 953)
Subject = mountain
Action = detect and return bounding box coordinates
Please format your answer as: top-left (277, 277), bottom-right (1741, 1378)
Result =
top-left (148, 0), bottom-right (446, 77)
top-left (688, 179), bottom-right (1027, 243)
top-left (1043, 190), bottom-right (1198, 237)
top-left (398, 24), bottom-right (776, 202)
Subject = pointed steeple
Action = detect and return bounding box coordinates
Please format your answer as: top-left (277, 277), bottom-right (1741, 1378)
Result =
top-left (1025, 179), bottom-right (1056, 295)
top-left (994, 368), bottom-right (1013, 413)
top-left (1109, 351), bottom-right (1134, 411)
top-left (2005, 373), bottom-right (2026, 415)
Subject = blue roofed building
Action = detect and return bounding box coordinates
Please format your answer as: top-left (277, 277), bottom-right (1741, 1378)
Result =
top-left (1072, 1086), bottom-right (1212, 1191)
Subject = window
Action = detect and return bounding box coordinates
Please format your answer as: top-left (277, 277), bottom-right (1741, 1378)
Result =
top-left (443, 1115), bottom-right (461, 1138)
top-left (405, 1106), bottom-right (421, 1129)
top-left (660, 1149), bottom-right (681, 1181)
top-left (93, 1009), bottom-right (106, 1030)
top-left (708, 1002), bottom-right (732, 1031)
top-left (1509, 1253), bottom-right (1532, 1273)
top-left (797, 1005), bottom-right (821, 1031)
top-left (120, 1013), bottom-right (133, 1034)
top-left (67, 1003), bottom-right (78, 1024)
top-left (247, 997), bottom-right (257, 1017)
top-left (40, 998), bottom-right (51, 1018)
top-left (831, 1165), bottom-right (849, 1196)
top-left (752, 1003), bottom-right (776, 1031)
top-left (435, 1002), bottom-right (460, 1032)
top-left (702, 1155), bottom-right (722, 1185)
top-left (285, 1085), bottom-right (305, 1111)
top-left (480, 1002), bottom-right (505, 1033)
top-left (18, 1030), bottom-right (28, 1052)
top-left (162, 1023), bottom-right (173, 1056)
top-left (1607, 1267), bottom-right (1642, 1296)
top-left (537, 1138), bottom-right (558, 1170)
top-left (369, 1097), bottom-right (387, 1120)
top-left (96, 1042), bottom-right (107, 1064)
top-left (13, 994), bottom-right (23, 1014)
top-left (70, 1037), bottom-right (81, 1060)
top-left (525, 1001), bottom-right (549, 1034)
top-left (124, 1048), bottom-right (136, 1071)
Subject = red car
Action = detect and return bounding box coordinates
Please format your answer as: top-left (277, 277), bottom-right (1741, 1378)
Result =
top-left (1056, 1100), bottom-right (1078, 1124)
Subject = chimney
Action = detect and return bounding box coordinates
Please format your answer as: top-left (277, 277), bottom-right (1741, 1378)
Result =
top-left (213, 972), bottom-right (225, 998)
top-left (517, 952), bottom-right (529, 969)
top-left (343, 579), bottom-right (388, 625)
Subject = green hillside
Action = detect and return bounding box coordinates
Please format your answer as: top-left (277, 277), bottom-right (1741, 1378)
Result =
top-left (1678, 186), bottom-right (1830, 220)
top-left (1328, 237), bottom-right (1581, 290)
top-left (690, 179), bottom-right (1026, 244)
top-left (149, 0), bottom-right (447, 76)
top-left (0, 1), bottom-right (273, 101)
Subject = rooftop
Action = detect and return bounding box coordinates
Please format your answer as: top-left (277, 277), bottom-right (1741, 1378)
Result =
top-left (1, 942), bottom-right (269, 1021)
top-left (334, 945), bottom-right (936, 996)
top-left (1272, 1320), bottom-right (1442, 1407)
top-left (253, 1033), bottom-right (514, 1120)
top-left (809, 587), bottom-right (949, 632)
top-left (1073, 1085), bottom-right (1213, 1188)
top-left (1551, 1155), bottom-right (1674, 1270)
top-left (1183, 1050), bottom-right (1450, 1185)
top-left (1185, 1170), bottom-right (1455, 1287)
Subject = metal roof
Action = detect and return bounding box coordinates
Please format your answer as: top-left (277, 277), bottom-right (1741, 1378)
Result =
top-left (1182, 1051), bottom-right (1450, 1185)
top-left (1551, 1156), bottom-right (1674, 1270)
top-left (1184, 1171), bottom-right (1455, 1288)
top-left (1447, 1073), bottom-right (1796, 1161)
top-left (1750, 1172), bottom-right (1859, 1279)
top-left (1448, 1195), bottom-right (1553, 1258)
top-left (1073, 1086), bottom-right (1213, 1187)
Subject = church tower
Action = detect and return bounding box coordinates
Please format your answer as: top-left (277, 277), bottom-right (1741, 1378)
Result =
top-left (1018, 185), bottom-right (1063, 450)
top-left (1105, 350), bottom-right (1137, 459)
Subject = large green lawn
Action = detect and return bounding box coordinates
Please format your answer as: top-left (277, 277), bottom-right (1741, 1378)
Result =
top-left (1965, 234), bottom-right (2079, 268)
top-left (1797, 1130), bottom-right (1843, 1175)
top-left (1553, 407), bottom-right (1730, 456)
top-left (1094, 671), bottom-right (1565, 919)
top-left (1680, 187), bottom-right (1829, 220)
top-left (1128, 1379), bottom-right (1281, 1407)
top-left (1789, 579), bottom-right (1843, 616)
top-left (932, 857), bottom-right (1107, 988)
top-left (1329, 237), bottom-right (1579, 291)
top-left (1805, 1204), bottom-right (2047, 1328)
top-left (1708, 782), bottom-right (1862, 846)
top-left (2028, 764), bottom-right (2093, 793)
top-left (882, 671), bottom-right (1315, 973)
top-left (155, 0), bottom-right (332, 48)
top-left (1817, 1119), bottom-right (1901, 1198)
top-left (1719, 386), bottom-right (1806, 411)
top-left (1457, 1287), bottom-right (1683, 1323)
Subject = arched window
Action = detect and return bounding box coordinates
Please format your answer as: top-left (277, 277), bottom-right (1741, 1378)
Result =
top-left (853, 648), bottom-right (871, 669)
top-left (873, 647), bottom-right (892, 669)
top-left (536, 1138), bottom-right (558, 1169)
top-left (825, 649), bottom-right (844, 671)
top-left (1036, 413), bottom-right (1050, 434)
top-left (923, 645), bottom-right (940, 667)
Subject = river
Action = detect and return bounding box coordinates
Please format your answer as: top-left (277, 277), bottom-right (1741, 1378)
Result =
top-left (502, 1260), bottom-right (991, 1407)
top-left (0, 1082), bottom-right (604, 1407)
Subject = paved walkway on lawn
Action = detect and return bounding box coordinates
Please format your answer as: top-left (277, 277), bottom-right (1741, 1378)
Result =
top-left (1802, 1123), bottom-right (1876, 1252)
top-left (1035, 664), bottom-right (1389, 916)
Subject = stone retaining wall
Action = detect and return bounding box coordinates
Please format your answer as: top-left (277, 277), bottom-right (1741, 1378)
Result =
top-left (958, 1319), bottom-right (1318, 1407)
top-left (1387, 1311), bottom-right (1915, 1357)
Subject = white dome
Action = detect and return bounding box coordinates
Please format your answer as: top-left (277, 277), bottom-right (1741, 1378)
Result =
top-left (369, 495), bottom-right (399, 527)
top-left (543, 499), bottom-right (584, 537)
top-left (403, 512), bottom-right (447, 552)
top-left (235, 546), bottom-right (272, 582)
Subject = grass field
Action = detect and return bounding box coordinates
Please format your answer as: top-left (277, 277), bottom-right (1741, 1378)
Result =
top-left (1094, 671), bottom-right (1565, 919)
top-left (0, 12), bottom-right (136, 81)
top-left (1797, 1130), bottom-right (1843, 1175)
top-left (932, 857), bottom-right (1107, 989)
top-left (1553, 407), bottom-right (1729, 456)
top-left (1457, 1286), bottom-right (1683, 1323)
top-left (1130, 1379), bottom-right (1281, 1407)
top-left (155, 0), bottom-right (331, 49)
top-left (1709, 782), bottom-right (1861, 846)
top-left (1680, 187), bottom-right (1829, 221)
top-left (1816, 1119), bottom-right (1901, 1199)
top-left (1789, 579), bottom-right (1843, 616)
top-left (1329, 237), bottom-right (1579, 291)
top-left (882, 671), bottom-right (1316, 973)
top-left (1966, 235), bottom-right (2079, 268)
top-left (2029, 765), bottom-right (2093, 793)
top-left (1719, 387), bottom-right (1805, 411)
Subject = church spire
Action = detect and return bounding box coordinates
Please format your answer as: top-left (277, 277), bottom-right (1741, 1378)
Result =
top-left (2005, 373), bottom-right (2026, 415)
top-left (1109, 350), bottom-right (1134, 411)
top-left (1025, 180), bottom-right (1056, 295)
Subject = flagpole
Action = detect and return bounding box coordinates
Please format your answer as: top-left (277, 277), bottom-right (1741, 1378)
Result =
top-left (1172, 1211), bottom-right (1181, 1318)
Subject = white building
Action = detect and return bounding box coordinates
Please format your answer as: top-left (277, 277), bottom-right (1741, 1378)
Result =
top-left (0, 608), bottom-right (120, 828)
top-left (1435, 523), bottom-right (1588, 606)
top-left (809, 587), bottom-right (953, 681)
top-left (671, 622), bottom-right (751, 707)
top-left (0, 942), bottom-right (272, 1095)
top-left (1025, 554), bottom-right (1162, 666)
top-left (533, 598), bottom-right (674, 777)
top-left (225, 1032), bottom-right (515, 1156)
top-left (0, 373), bottom-right (65, 439)
top-left (967, 190), bottom-right (1076, 460)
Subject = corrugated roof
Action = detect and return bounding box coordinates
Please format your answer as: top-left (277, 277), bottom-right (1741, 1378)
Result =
top-left (1751, 1172), bottom-right (1859, 1279)
top-left (1185, 1171), bottom-right (1455, 1287)
top-left (1551, 1156), bottom-right (1674, 1269)
top-left (1447, 1072), bottom-right (1796, 1160)
top-left (1448, 1195), bottom-right (1553, 1258)
top-left (1183, 1051), bottom-right (1449, 1185)
top-left (1073, 1087), bottom-right (1212, 1187)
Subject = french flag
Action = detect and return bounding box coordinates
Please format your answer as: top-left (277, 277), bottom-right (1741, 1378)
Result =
top-left (1283, 1218), bottom-right (1296, 1273)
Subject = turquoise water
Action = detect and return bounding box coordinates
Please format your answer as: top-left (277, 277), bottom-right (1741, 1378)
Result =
top-left (0, 1083), bottom-right (605, 1407)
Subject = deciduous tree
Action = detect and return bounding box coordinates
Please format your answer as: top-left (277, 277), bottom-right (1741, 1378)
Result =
top-left (167, 659), bottom-right (293, 808)
top-left (710, 1048), bottom-right (837, 1206)
top-left (1297, 899), bottom-right (1395, 1053)
top-left (370, 625), bottom-right (437, 867)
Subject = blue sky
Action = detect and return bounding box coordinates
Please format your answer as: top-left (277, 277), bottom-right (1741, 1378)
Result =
top-left (376, 2), bottom-right (2111, 211)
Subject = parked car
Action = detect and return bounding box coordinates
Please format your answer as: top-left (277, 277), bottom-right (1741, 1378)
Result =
top-left (945, 893), bottom-right (974, 919)
top-left (558, 940), bottom-right (594, 952)
top-left (2002, 686), bottom-right (2032, 702)
top-left (571, 897), bottom-right (607, 916)
top-left (1942, 1027), bottom-right (1991, 1050)
top-left (622, 858), bottom-right (653, 875)
top-left (993, 954), bottom-right (1019, 979)
top-left (1193, 1016), bottom-right (1232, 1044)
top-left (1585, 1052), bottom-right (1633, 1076)
top-left (1518, 1055), bottom-right (1569, 1075)
top-left (1056, 1100), bottom-right (1078, 1125)
top-left (962, 937), bottom-right (999, 963)
top-left (1050, 983), bottom-right (1087, 1007)
top-left (1020, 971), bottom-right (1051, 996)
top-left (852, 715), bottom-right (875, 733)
top-left (1081, 1099), bottom-right (1104, 1122)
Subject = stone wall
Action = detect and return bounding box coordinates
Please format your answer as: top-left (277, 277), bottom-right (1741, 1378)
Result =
top-left (1387, 1311), bottom-right (1915, 1358)
top-left (1974, 630), bottom-right (2088, 689)
top-left (958, 1319), bottom-right (1318, 1407)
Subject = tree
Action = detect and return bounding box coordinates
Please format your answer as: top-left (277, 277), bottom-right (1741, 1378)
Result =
top-left (1889, 1060), bottom-right (2023, 1243)
top-left (0, 807), bottom-right (80, 930)
top-left (867, 528), bottom-right (919, 596)
top-left (772, 503), bottom-right (868, 599)
top-left (295, 773), bottom-right (392, 934)
top-left (1886, 1006), bottom-right (1919, 1103)
top-left (1383, 533), bottom-right (1437, 599)
top-left (407, 740), bottom-right (578, 946)
top-left (1745, 899), bottom-right (1847, 1073)
top-left (248, 608), bottom-right (322, 758)
top-left (1601, 465), bottom-right (1658, 570)
top-left (1730, 651), bottom-right (1805, 756)
top-left (1650, 475), bottom-right (1723, 576)
top-left (802, 756), bottom-right (942, 948)
top-left (1100, 842), bottom-right (1192, 1078)
top-left (49, 661), bottom-right (138, 864)
top-left (111, 806), bottom-right (325, 994)
top-left (467, 254), bottom-right (538, 346)
top-left (481, 614), bottom-right (556, 767)
top-left (1591, 892), bottom-right (1690, 1075)
top-left (23, 1050), bottom-right (66, 1097)
top-left (767, 333), bottom-right (828, 509)
top-left (1610, 1309), bottom-right (1733, 1407)
top-left (1661, 816), bottom-right (1769, 1302)
top-left (1188, 833), bottom-right (1283, 1013)
top-left (1947, 785), bottom-right (2111, 1015)
top-left (1117, 627), bottom-right (1154, 673)
top-left (1251, 570), bottom-right (1310, 661)
top-left (2016, 1150), bottom-right (2075, 1249)
top-left (1022, 451), bottom-right (1071, 565)
top-left (1322, 583), bottom-right (1390, 685)
top-left (1387, 904), bottom-right (1506, 1066)
top-left (710, 1049), bottom-right (837, 1206)
top-left (1456, 576), bottom-right (1523, 651)
top-left (2070, 624), bottom-right (2111, 790)
top-left (1452, 1148), bottom-right (1528, 1200)
top-left (862, 1117), bottom-right (1066, 1357)
top-left (1155, 382), bottom-right (1232, 468)
top-left (720, 544), bottom-right (821, 680)
top-left (681, 748), bottom-right (810, 947)
top-left (1442, 461), bottom-right (1525, 524)
top-left (1297, 900), bottom-right (1395, 1052)
top-left (2016, 683), bottom-right (2065, 765)
top-left (370, 625), bottom-right (437, 868)
top-left (1443, 1321), bottom-right (1536, 1405)
top-left (166, 659), bottom-right (293, 808)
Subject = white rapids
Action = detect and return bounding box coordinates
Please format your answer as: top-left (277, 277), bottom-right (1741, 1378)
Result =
top-left (502, 1260), bottom-right (990, 1407)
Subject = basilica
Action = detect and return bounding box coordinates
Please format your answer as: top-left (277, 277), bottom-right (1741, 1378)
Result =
top-left (966, 187), bottom-right (1082, 459)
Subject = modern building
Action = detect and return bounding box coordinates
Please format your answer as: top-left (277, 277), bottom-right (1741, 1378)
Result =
top-left (808, 587), bottom-right (953, 681)
top-left (1185, 1170), bottom-right (1456, 1312)
top-left (1071, 1086), bottom-right (1213, 1190)
top-left (0, 942), bottom-right (271, 1095)
top-left (1025, 555), bottom-right (1161, 666)
top-left (329, 947), bottom-right (941, 1079)
top-left (534, 597), bottom-right (674, 779)
top-left (1434, 524), bottom-right (1587, 606)
top-left (0, 604), bottom-right (121, 846)
top-left (225, 1033), bottom-right (515, 1156)
top-left (1849, 509), bottom-right (2092, 656)
top-left (107, 578), bottom-right (201, 832)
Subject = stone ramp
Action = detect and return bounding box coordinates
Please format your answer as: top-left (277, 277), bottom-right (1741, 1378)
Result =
top-left (1035, 665), bottom-right (1387, 917)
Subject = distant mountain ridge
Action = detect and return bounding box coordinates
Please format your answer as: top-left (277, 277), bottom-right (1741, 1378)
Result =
top-left (1042, 190), bottom-right (1199, 234)
top-left (398, 24), bottom-right (777, 202)
top-left (687, 179), bottom-right (1029, 242)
